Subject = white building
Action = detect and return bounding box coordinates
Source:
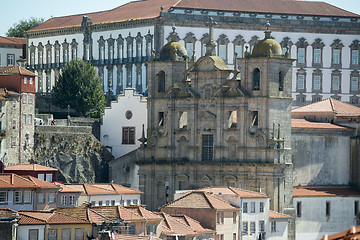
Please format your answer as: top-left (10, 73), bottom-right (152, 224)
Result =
top-left (0, 36), bottom-right (26, 67)
top-left (26, 0), bottom-right (360, 107)
top-left (293, 186), bottom-right (360, 240)
top-left (174, 187), bottom-right (290, 240)
top-left (63, 183), bottom-right (142, 207)
top-left (101, 88), bottom-right (147, 158)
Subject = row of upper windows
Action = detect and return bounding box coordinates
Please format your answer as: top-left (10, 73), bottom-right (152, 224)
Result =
top-left (29, 34), bottom-right (153, 65)
top-left (216, 211), bottom-right (238, 224)
top-left (90, 199), bottom-right (139, 206)
top-left (296, 71), bottom-right (360, 93)
top-left (23, 77), bottom-right (34, 85)
top-left (242, 221), bottom-right (269, 235)
top-left (22, 94), bottom-right (34, 104)
top-left (243, 201), bottom-right (265, 213)
top-left (0, 191), bottom-right (56, 204)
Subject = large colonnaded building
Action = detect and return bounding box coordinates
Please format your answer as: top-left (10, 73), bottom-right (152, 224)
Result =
top-left (26, 0), bottom-right (360, 107)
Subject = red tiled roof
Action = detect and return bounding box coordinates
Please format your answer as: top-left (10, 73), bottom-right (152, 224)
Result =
top-left (195, 186), bottom-right (268, 198)
top-left (5, 164), bottom-right (58, 172)
top-left (291, 119), bottom-right (353, 130)
top-left (269, 210), bottom-right (291, 219)
top-left (164, 191), bottom-right (238, 210)
top-left (55, 183), bottom-right (83, 193)
top-left (0, 208), bottom-right (18, 219)
top-left (23, 176), bottom-right (59, 189)
top-left (293, 186), bottom-right (360, 197)
top-left (0, 36), bottom-right (26, 46)
top-left (29, 0), bottom-right (359, 32)
top-left (0, 174), bottom-right (39, 189)
top-left (292, 98), bottom-right (360, 117)
top-left (113, 234), bottom-right (161, 240)
top-left (0, 88), bottom-right (19, 100)
top-left (18, 211), bottom-right (89, 225)
top-left (0, 66), bottom-right (36, 77)
top-left (64, 183), bottom-right (142, 195)
top-left (318, 226), bottom-right (360, 240)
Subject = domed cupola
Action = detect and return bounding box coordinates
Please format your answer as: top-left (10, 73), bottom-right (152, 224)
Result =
top-left (251, 22), bottom-right (283, 58)
top-left (159, 26), bottom-right (188, 61)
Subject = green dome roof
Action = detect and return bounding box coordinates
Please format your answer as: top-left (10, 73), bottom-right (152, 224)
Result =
top-left (159, 42), bottom-right (188, 61)
top-left (252, 37), bottom-right (283, 58)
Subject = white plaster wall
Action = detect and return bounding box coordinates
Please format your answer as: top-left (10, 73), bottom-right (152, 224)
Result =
top-left (18, 225), bottom-right (45, 240)
top-left (0, 46), bottom-right (23, 66)
top-left (292, 133), bottom-right (351, 186)
top-left (267, 220), bottom-right (288, 240)
top-left (85, 193), bottom-right (141, 206)
top-left (216, 211), bottom-right (239, 240)
top-left (101, 88), bottom-right (147, 158)
top-left (294, 196), bottom-right (360, 240)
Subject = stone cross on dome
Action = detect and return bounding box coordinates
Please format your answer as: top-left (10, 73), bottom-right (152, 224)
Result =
top-left (205, 17), bottom-right (217, 56)
top-left (265, 20), bottom-right (272, 39)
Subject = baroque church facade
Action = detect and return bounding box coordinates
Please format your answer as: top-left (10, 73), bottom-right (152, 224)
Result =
top-left (26, 0), bottom-right (360, 107)
top-left (135, 21), bottom-right (295, 235)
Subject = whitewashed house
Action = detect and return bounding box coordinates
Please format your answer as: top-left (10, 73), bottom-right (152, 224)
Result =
top-left (0, 36), bottom-right (26, 67)
top-left (293, 186), bottom-right (360, 240)
top-left (101, 88), bottom-right (147, 158)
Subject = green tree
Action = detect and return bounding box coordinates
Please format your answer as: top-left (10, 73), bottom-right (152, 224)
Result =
top-left (6, 17), bottom-right (45, 38)
top-left (52, 60), bottom-right (105, 118)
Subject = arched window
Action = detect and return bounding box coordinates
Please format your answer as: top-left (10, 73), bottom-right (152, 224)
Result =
top-left (279, 71), bottom-right (284, 91)
top-left (158, 70), bottom-right (165, 92)
top-left (253, 68), bottom-right (260, 90)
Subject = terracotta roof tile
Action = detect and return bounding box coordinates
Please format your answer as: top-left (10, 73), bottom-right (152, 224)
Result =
top-left (170, 214), bottom-right (214, 234)
top-left (0, 66), bottom-right (36, 76)
top-left (0, 88), bottom-right (19, 99)
top-left (164, 191), bottom-right (238, 210)
top-left (318, 226), bottom-right (360, 240)
top-left (29, 0), bottom-right (359, 32)
top-left (293, 186), bottom-right (360, 197)
top-left (64, 183), bottom-right (141, 195)
top-left (0, 208), bottom-right (18, 219)
top-left (110, 183), bottom-right (142, 194)
top-left (113, 234), bottom-right (161, 240)
top-left (23, 176), bottom-right (59, 189)
top-left (55, 183), bottom-right (83, 193)
top-left (5, 164), bottom-right (58, 172)
top-left (194, 186), bottom-right (268, 198)
top-left (0, 174), bottom-right (38, 189)
top-left (292, 98), bottom-right (360, 117)
top-left (291, 119), bottom-right (353, 130)
top-left (0, 36), bottom-right (26, 45)
top-left (160, 212), bottom-right (198, 236)
top-left (19, 211), bottom-right (89, 225)
top-left (269, 210), bottom-right (291, 219)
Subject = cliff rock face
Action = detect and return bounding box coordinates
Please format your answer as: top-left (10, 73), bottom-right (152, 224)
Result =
top-left (33, 126), bottom-right (113, 183)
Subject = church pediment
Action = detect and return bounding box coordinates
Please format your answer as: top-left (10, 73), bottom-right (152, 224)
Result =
top-left (213, 82), bottom-right (248, 98)
top-left (186, 56), bottom-right (231, 73)
top-left (165, 86), bottom-right (198, 99)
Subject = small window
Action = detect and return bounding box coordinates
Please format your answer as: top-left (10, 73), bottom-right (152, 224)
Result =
top-left (106, 200), bottom-right (110, 206)
top-left (152, 223), bottom-right (157, 235)
top-left (29, 229), bottom-right (39, 240)
top-left (24, 191), bottom-right (31, 203)
top-left (202, 134), bottom-right (213, 161)
top-left (48, 193), bottom-right (56, 204)
top-left (352, 49), bottom-right (359, 65)
top-left (333, 49), bottom-right (340, 65)
top-left (122, 127), bottom-right (135, 144)
top-left (297, 201), bottom-right (302, 217)
top-left (28, 114), bottom-right (32, 125)
top-left (243, 202), bottom-right (248, 213)
top-left (22, 94), bottom-right (27, 104)
top-left (355, 201), bottom-right (359, 216)
top-left (133, 199), bottom-right (138, 205)
top-left (271, 221), bottom-right (276, 232)
top-left (7, 54), bottom-right (15, 66)
top-left (314, 49), bottom-right (321, 64)
top-left (260, 202), bottom-right (264, 213)
top-left (326, 201), bottom-right (331, 217)
top-left (146, 223), bottom-right (151, 235)
top-left (252, 111), bottom-right (258, 126)
top-left (313, 75), bottom-right (321, 91)
top-left (61, 196), bottom-right (67, 205)
top-left (48, 229), bottom-right (57, 240)
top-left (158, 112), bottom-right (164, 127)
top-left (37, 193), bottom-right (45, 204)
top-left (216, 212), bottom-right (224, 224)
top-left (228, 111), bottom-right (237, 128)
top-left (0, 191), bottom-right (6, 203)
top-left (69, 195), bottom-right (75, 205)
top-left (351, 77), bottom-right (359, 92)
top-left (98, 201), bottom-right (103, 206)
top-left (250, 202), bottom-right (255, 213)
top-left (233, 233), bottom-right (236, 240)
top-left (111, 200), bottom-right (115, 206)
top-left (298, 48), bottom-right (305, 63)
top-left (127, 200), bottom-right (131, 206)
top-left (46, 174), bottom-right (52, 182)
top-left (242, 222), bottom-right (248, 235)
top-left (279, 71), bottom-right (284, 91)
top-left (120, 199), bottom-right (124, 206)
top-left (250, 222), bottom-right (256, 235)
top-left (24, 77), bottom-right (27, 84)
top-left (253, 68), bottom-right (260, 90)
top-left (259, 220), bottom-right (265, 232)
top-left (30, 78), bottom-right (33, 84)
top-left (91, 201), bottom-right (95, 206)
top-left (14, 191), bottom-right (22, 203)
top-left (38, 174), bottom-right (44, 181)
top-left (233, 212), bottom-right (237, 223)
top-left (62, 228), bottom-right (71, 240)
top-left (158, 71), bottom-right (165, 93)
